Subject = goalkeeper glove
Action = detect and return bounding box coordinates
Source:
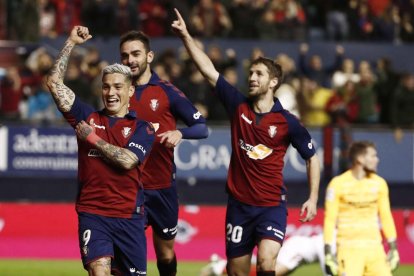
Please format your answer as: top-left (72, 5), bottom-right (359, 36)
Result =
top-left (387, 241), bottom-right (400, 271)
top-left (324, 244), bottom-right (338, 276)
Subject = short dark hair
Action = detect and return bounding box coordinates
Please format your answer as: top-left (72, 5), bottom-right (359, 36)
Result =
top-left (348, 141), bottom-right (376, 164)
top-left (119, 31), bottom-right (151, 53)
top-left (251, 56), bottom-right (283, 91)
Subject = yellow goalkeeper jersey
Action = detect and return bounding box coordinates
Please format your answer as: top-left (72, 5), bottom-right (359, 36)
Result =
top-left (324, 170), bottom-right (397, 247)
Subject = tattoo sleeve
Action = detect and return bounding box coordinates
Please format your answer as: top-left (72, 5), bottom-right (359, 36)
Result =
top-left (46, 40), bottom-right (76, 112)
top-left (95, 140), bottom-right (139, 170)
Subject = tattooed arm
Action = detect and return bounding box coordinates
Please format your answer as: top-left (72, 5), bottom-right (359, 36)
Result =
top-left (46, 26), bottom-right (92, 112)
top-left (75, 120), bottom-right (139, 170)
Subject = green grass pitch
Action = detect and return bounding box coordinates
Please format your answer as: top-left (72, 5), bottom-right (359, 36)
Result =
top-left (0, 259), bottom-right (413, 275)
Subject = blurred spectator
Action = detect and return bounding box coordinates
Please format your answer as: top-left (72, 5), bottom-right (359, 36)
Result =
top-left (138, 0), bottom-right (168, 37)
top-left (53, 0), bottom-right (82, 35)
top-left (332, 58), bottom-right (360, 88)
top-left (326, 0), bottom-right (350, 41)
top-left (178, 64), bottom-right (211, 119)
top-left (227, 0), bottom-right (262, 38)
top-left (38, 0), bottom-right (57, 38)
top-left (275, 53), bottom-right (299, 87)
top-left (400, 11), bottom-right (414, 42)
top-left (65, 61), bottom-right (97, 108)
top-left (189, 0), bottom-right (233, 38)
top-left (25, 47), bottom-right (53, 76)
top-left (115, 0), bottom-right (138, 35)
top-left (298, 43), bottom-right (344, 88)
top-left (27, 75), bottom-right (60, 123)
top-left (349, 1), bottom-right (375, 40)
top-left (300, 77), bottom-right (332, 127)
top-left (354, 62), bottom-right (379, 124)
top-left (207, 44), bottom-right (237, 73)
top-left (374, 4), bottom-right (400, 42)
top-left (81, 0), bottom-right (115, 38)
top-left (272, 0), bottom-right (307, 40)
top-left (256, 7), bottom-right (278, 40)
top-left (0, 67), bottom-right (23, 120)
top-left (7, 0), bottom-right (39, 42)
top-left (374, 57), bottom-right (400, 124)
top-left (80, 46), bottom-right (102, 82)
top-left (275, 82), bottom-right (300, 118)
top-left (390, 73), bottom-right (414, 128)
top-left (326, 80), bottom-right (359, 124)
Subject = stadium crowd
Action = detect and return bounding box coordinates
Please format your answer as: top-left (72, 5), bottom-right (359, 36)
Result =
top-left (3, 0), bottom-right (414, 43)
top-left (1, 39), bottom-right (414, 133)
top-left (1, 0), bottom-right (414, 133)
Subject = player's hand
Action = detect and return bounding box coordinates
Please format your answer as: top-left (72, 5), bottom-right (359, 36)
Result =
top-left (325, 252), bottom-right (338, 276)
top-left (158, 130), bottom-right (183, 148)
top-left (171, 8), bottom-right (189, 38)
top-left (69, 26), bottom-right (92, 45)
top-left (299, 198), bottom-right (317, 222)
top-left (387, 241), bottom-right (400, 271)
top-left (75, 119), bottom-right (99, 145)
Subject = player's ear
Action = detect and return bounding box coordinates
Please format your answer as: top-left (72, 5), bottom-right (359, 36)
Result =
top-left (270, 77), bottom-right (278, 90)
top-left (147, 50), bottom-right (154, 64)
top-left (128, 84), bottom-right (134, 98)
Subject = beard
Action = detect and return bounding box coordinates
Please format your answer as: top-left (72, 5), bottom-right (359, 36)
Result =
top-left (363, 166), bottom-right (377, 175)
top-left (131, 60), bottom-right (148, 81)
top-left (248, 85), bottom-right (268, 100)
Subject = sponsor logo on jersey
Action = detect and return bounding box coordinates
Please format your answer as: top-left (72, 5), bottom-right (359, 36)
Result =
top-left (268, 125), bottom-right (277, 138)
top-left (89, 119), bottom-right (105, 129)
top-left (129, 142), bottom-right (146, 155)
top-left (239, 139), bottom-right (273, 160)
top-left (150, 99), bottom-right (159, 111)
top-left (241, 113), bottom-right (252, 124)
top-left (88, 149), bottom-right (103, 157)
top-left (122, 127), bottom-right (131, 138)
top-left (193, 111), bottom-right (202, 120)
top-left (308, 140), bottom-right (313, 149)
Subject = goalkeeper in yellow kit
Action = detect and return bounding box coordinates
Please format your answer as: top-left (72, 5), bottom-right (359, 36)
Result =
top-left (323, 141), bottom-right (399, 276)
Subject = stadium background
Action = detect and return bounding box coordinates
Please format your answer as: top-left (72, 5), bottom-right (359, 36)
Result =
top-left (1, 0), bottom-right (414, 274)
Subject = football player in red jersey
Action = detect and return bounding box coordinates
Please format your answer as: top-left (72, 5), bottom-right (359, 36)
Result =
top-left (47, 26), bottom-right (155, 276)
top-left (119, 29), bottom-right (208, 275)
top-left (172, 9), bottom-right (320, 276)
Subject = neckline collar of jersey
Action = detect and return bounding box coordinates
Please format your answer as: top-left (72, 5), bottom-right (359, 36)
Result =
top-left (135, 70), bottom-right (160, 87)
top-left (249, 97), bottom-right (284, 114)
top-left (98, 109), bottom-right (137, 119)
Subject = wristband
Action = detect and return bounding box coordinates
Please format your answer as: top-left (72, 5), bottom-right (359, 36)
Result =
top-left (86, 132), bottom-right (101, 145)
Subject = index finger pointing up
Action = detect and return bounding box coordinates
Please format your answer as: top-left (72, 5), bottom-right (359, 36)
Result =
top-left (174, 8), bottom-right (183, 21)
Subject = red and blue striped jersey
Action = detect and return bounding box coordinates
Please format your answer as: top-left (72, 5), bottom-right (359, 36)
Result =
top-left (215, 75), bottom-right (316, 206)
top-left (63, 96), bottom-right (155, 218)
top-left (129, 71), bottom-right (206, 189)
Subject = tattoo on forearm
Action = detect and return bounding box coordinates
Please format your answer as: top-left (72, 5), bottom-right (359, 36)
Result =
top-left (48, 41), bottom-right (76, 111)
top-left (50, 41), bottom-right (73, 79)
top-left (96, 140), bottom-right (138, 169)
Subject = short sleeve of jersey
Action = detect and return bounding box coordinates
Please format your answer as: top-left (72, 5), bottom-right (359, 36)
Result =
top-left (165, 84), bottom-right (207, 126)
top-left (215, 75), bottom-right (247, 116)
top-left (62, 96), bottom-right (95, 128)
top-left (126, 121), bottom-right (155, 164)
top-left (284, 111), bottom-right (316, 160)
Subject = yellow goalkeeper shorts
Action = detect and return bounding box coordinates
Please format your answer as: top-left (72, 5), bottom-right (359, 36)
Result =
top-left (337, 245), bottom-right (391, 276)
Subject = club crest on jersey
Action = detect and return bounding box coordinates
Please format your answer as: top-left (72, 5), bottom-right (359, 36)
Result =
top-left (268, 125), bottom-right (277, 138)
top-left (122, 127), bottom-right (132, 138)
top-left (150, 99), bottom-right (159, 111)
